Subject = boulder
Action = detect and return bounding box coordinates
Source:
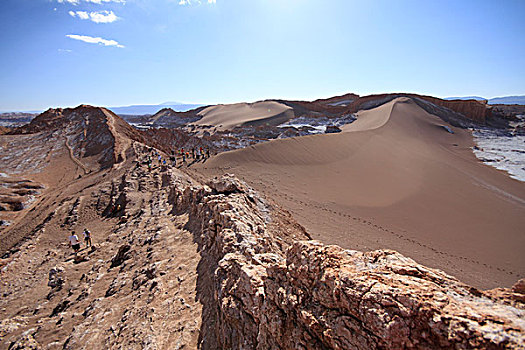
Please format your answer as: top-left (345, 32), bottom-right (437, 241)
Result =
top-left (325, 125), bottom-right (342, 133)
top-left (207, 174), bottom-right (247, 194)
top-left (47, 266), bottom-right (64, 290)
top-left (110, 245), bottom-right (132, 268)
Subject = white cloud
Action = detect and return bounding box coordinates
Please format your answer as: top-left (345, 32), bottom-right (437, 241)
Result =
top-left (89, 10), bottom-right (119, 23)
top-left (77, 11), bottom-right (90, 19)
top-left (208, 0), bottom-right (216, 3)
top-left (69, 10), bottom-right (119, 23)
top-left (66, 34), bottom-right (124, 48)
top-left (58, 49), bottom-right (73, 53)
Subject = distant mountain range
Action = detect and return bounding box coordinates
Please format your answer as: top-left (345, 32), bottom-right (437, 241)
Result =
top-left (445, 96), bottom-right (525, 105)
top-left (0, 102), bottom-right (203, 115)
top-left (107, 102), bottom-right (204, 115)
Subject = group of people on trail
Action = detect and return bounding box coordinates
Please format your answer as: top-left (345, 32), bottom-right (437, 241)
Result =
top-left (178, 146), bottom-right (210, 164)
top-left (144, 146), bottom-right (211, 171)
top-left (68, 228), bottom-right (92, 254)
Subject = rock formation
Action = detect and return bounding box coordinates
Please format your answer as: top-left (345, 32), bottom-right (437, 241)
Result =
top-left (173, 174), bottom-right (525, 349)
top-left (10, 105), bottom-right (145, 169)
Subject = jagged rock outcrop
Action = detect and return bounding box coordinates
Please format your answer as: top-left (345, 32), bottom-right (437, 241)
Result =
top-left (149, 107), bottom-right (204, 128)
top-left (9, 105), bottom-right (145, 169)
top-left (8, 334), bottom-right (41, 350)
top-left (175, 174), bottom-right (525, 349)
top-left (427, 96), bottom-right (490, 123)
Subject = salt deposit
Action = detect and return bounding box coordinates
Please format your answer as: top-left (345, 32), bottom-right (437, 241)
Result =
top-left (472, 129), bottom-right (525, 182)
top-left (278, 114), bottom-right (356, 133)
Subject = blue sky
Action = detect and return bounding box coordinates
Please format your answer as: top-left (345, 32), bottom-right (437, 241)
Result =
top-left (0, 0), bottom-right (524, 111)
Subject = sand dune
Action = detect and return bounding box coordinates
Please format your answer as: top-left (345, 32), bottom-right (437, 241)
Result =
top-left (194, 97), bottom-right (525, 289)
top-left (193, 101), bottom-right (293, 130)
top-left (340, 99), bottom-right (393, 132)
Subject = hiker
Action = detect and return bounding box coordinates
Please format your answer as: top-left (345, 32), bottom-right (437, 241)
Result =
top-left (196, 148), bottom-right (201, 160)
top-left (192, 148), bottom-right (196, 159)
top-left (69, 231), bottom-right (81, 254)
top-left (158, 155), bottom-right (162, 164)
top-left (170, 151), bottom-right (177, 166)
top-left (206, 148), bottom-right (210, 158)
top-left (83, 228), bottom-right (92, 247)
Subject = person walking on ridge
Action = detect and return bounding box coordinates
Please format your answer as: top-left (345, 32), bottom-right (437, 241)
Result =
top-left (83, 228), bottom-right (92, 247)
top-left (69, 231), bottom-right (81, 254)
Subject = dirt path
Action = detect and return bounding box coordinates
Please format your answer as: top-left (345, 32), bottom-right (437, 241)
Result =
top-left (64, 136), bottom-right (90, 174)
top-left (102, 108), bottom-right (131, 168)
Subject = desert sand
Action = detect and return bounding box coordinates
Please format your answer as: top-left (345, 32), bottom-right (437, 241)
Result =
top-left (193, 97), bottom-right (525, 289)
top-left (193, 101), bottom-right (293, 130)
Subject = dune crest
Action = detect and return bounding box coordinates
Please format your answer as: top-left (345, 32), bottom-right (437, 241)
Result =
top-left (194, 97), bottom-right (525, 289)
top-left (194, 101), bottom-right (294, 130)
top-left (341, 96), bottom-right (397, 132)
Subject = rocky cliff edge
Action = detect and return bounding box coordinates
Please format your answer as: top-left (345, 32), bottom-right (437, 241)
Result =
top-left (174, 174), bottom-right (525, 349)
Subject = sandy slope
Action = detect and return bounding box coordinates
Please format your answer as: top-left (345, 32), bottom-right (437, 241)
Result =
top-left (193, 101), bottom-right (293, 130)
top-left (193, 97), bottom-right (525, 289)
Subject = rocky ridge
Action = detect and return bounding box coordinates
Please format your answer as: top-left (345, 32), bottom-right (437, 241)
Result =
top-left (174, 174), bottom-right (525, 349)
top-left (10, 105), bottom-right (145, 170)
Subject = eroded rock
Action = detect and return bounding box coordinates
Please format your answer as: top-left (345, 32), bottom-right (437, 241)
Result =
top-left (174, 174), bottom-right (525, 349)
top-left (207, 173), bottom-right (247, 194)
top-left (8, 334), bottom-right (40, 350)
top-left (47, 266), bottom-right (64, 289)
top-left (110, 244), bottom-right (132, 268)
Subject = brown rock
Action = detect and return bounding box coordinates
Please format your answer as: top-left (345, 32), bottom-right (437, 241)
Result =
top-left (207, 173), bottom-right (247, 194)
top-left (110, 244), bottom-right (132, 268)
top-left (8, 334), bottom-right (41, 350)
top-left (512, 279), bottom-right (525, 294)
